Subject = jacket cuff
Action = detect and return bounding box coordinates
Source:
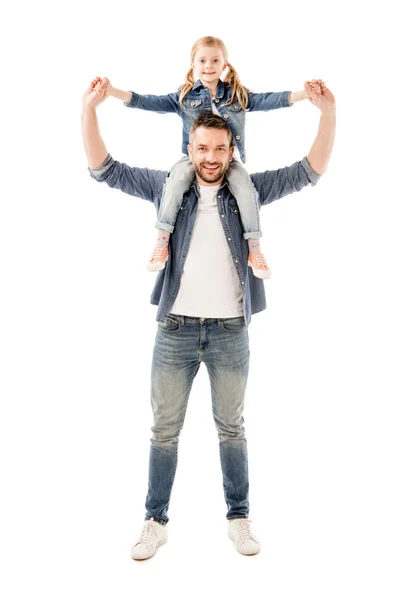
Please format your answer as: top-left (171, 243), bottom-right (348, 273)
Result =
top-left (301, 156), bottom-right (321, 186)
top-left (88, 154), bottom-right (114, 180)
top-left (282, 91), bottom-right (292, 108)
top-left (124, 91), bottom-right (139, 108)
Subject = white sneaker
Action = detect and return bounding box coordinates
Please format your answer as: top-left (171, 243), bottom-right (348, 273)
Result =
top-left (228, 518), bottom-right (261, 555)
top-left (131, 517), bottom-right (168, 560)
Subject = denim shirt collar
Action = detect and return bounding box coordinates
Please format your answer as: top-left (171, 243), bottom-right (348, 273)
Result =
top-left (191, 79), bottom-right (226, 99)
top-left (192, 178), bottom-right (229, 197)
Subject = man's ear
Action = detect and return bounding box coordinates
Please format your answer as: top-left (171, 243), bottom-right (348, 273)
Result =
top-left (228, 145), bottom-right (234, 161)
top-left (187, 144), bottom-right (193, 162)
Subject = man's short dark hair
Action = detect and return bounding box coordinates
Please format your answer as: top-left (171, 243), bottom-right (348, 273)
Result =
top-left (189, 113), bottom-right (234, 147)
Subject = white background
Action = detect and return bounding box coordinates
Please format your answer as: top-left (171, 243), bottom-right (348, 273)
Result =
top-left (1, 1), bottom-right (399, 598)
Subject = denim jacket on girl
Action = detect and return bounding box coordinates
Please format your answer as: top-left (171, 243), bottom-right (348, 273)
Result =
top-left (124, 79), bottom-right (291, 163)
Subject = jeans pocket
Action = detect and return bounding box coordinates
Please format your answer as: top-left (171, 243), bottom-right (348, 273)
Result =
top-left (218, 316), bottom-right (247, 333)
top-left (158, 314), bottom-right (181, 332)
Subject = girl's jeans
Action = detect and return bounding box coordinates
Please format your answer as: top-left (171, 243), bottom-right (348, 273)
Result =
top-left (155, 156), bottom-right (262, 240)
top-left (145, 314), bottom-right (250, 524)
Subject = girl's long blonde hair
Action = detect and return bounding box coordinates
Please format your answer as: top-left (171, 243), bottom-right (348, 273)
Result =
top-left (179, 36), bottom-right (249, 110)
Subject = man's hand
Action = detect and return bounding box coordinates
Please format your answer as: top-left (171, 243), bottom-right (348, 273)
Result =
top-left (305, 79), bottom-right (323, 97)
top-left (94, 77), bottom-right (112, 96)
top-left (82, 77), bottom-right (108, 110)
top-left (305, 81), bottom-right (336, 113)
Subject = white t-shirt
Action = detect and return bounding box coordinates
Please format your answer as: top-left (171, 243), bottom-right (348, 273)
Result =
top-left (171, 183), bottom-right (244, 318)
top-left (210, 96), bottom-right (220, 116)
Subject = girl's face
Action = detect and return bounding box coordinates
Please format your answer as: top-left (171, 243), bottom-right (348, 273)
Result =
top-left (192, 46), bottom-right (227, 86)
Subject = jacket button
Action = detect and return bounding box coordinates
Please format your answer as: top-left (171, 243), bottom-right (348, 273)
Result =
top-left (235, 260), bottom-right (239, 263)
top-left (241, 281), bottom-right (244, 285)
top-left (180, 207), bottom-right (184, 210)
top-left (191, 101), bottom-right (196, 107)
top-left (236, 135), bottom-right (241, 140)
top-left (228, 238), bottom-right (231, 241)
top-left (221, 214), bottom-right (225, 218)
top-left (235, 105), bottom-right (239, 110)
top-left (223, 114), bottom-right (228, 119)
top-left (215, 99), bottom-right (220, 103)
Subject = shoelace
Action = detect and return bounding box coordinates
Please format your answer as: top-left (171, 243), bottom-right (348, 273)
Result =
top-left (235, 518), bottom-right (253, 540)
top-left (138, 519), bottom-right (157, 545)
top-left (150, 247), bottom-right (167, 261)
top-left (252, 253), bottom-right (268, 268)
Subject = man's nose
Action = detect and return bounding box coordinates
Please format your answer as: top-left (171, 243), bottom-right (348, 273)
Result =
top-left (206, 150), bottom-right (216, 163)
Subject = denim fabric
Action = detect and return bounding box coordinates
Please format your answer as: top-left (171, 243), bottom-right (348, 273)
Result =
top-left (156, 156), bottom-right (262, 239)
top-left (89, 153), bottom-right (320, 325)
top-left (124, 79), bottom-right (291, 163)
top-left (145, 314), bottom-right (250, 523)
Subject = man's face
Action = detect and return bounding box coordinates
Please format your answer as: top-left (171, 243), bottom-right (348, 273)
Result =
top-left (188, 127), bottom-right (234, 186)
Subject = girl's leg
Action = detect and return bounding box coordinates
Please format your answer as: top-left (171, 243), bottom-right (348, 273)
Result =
top-left (227, 160), bottom-right (271, 280)
top-left (148, 156), bottom-right (195, 271)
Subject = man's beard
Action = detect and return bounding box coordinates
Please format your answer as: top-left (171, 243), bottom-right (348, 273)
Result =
top-left (193, 159), bottom-right (230, 184)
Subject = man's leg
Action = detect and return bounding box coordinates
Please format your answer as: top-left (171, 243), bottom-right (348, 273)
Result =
top-left (202, 317), bottom-right (250, 519)
top-left (145, 314), bottom-right (200, 524)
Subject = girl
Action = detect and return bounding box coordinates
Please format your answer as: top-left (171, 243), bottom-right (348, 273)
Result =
top-left (96, 36), bottom-right (320, 279)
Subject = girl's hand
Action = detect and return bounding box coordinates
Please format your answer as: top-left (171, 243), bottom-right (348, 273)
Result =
top-left (94, 77), bottom-right (112, 96)
top-left (305, 79), bottom-right (322, 98)
top-left (82, 77), bottom-right (108, 109)
top-left (305, 81), bottom-right (336, 113)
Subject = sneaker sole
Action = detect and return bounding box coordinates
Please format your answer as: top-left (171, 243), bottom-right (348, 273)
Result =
top-left (247, 260), bottom-right (272, 280)
top-left (146, 257), bottom-right (168, 272)
top-left (131, 536), bottom-right (168, 561)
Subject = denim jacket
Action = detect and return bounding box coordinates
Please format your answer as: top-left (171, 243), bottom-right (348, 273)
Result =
top-left (89, 154), bottom-right (320, 325)
top-left (124, 79), bottom-right (291, 163)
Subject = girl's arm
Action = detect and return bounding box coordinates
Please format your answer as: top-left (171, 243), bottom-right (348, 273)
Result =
top-left (247, 80), bottom-right (322, 111)
top-left (289, 80), bottom-right (322, 104)
top-left (102, 78), bottom-right (179, 114)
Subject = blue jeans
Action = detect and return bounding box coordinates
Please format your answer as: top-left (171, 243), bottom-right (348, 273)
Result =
top-left (145, 314), bottom-right (250, 524)
top-left (155, 156), bottom-right (262, 240)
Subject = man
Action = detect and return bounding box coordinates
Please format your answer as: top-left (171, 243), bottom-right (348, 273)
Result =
top-left (81, 77), bottom-right (336, 560)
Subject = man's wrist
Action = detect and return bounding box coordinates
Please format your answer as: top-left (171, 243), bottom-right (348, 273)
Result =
top-left (320, 105), bottom-right (336, 118)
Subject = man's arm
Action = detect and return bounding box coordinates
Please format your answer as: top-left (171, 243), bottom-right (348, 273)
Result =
top-left (81, 77), bottom-right (109, 169)
top-left (252, 83), bottom-right (336, 206)
top-left (82, 79), bottom-right (167, 203)
top-left (306, 82), bottom-right (336, 175)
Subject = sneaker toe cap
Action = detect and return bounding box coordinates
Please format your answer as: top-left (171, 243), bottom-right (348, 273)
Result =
top-left (238, 538), bottom-right (260, 555)
top-left (131, 543), bottom-right (154, 560)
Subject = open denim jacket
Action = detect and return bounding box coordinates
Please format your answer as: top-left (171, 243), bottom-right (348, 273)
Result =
top-left (89, 154), bottom-right (320, 324)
